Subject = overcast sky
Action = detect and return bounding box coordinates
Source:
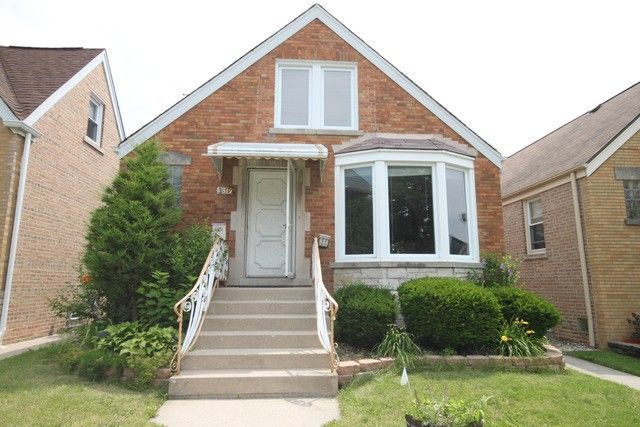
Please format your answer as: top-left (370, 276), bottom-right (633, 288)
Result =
top-left (1, 0), bottom-right (638, 156)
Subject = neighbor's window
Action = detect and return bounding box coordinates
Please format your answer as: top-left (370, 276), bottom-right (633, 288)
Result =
top-left (446, 168), bottom-right (469, 255)
top-left (276, 61), bottom-right (356, 130)
top-left (526, 199), bottom-right (545, 252)
top-left (86, 97), bottom-right (104, 144)
top-left (623, 180), bottom-right (640, 222)
top-left (344, 166), bottom-right (373, 255)
top-left (388, 166), bottom-right (435, 254)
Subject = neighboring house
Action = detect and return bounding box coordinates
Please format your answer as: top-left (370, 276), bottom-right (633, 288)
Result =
top-left (502, 82), bottom-right (640, 348)
top-left (0, 46), bottom-right (124, 345)
top-left (119, 5), bottom-right (504, 398)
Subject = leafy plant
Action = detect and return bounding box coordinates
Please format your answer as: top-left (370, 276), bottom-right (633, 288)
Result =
top-left (467, 253), bottom-right (520, 288)
top-left (334, 283), bottom-right (398, 349)
top-left (49, 270), bottom-right (105, 324)
top-left (83, 140), bottom-right (181, 323)
top-left (407, 392), bottom-right (491, 427)
top-left (376, 325), bottom-right (421, 368)
top-left (76, 348), bottom-right (126, 381)
top-left (628, 313), bottom-right (640, 340)
top-left (126, 349), bottom-right (173, 389)
top-left (491, 287), bottom-right (561, 337)
top-left (398, 277), bottom-right (503, 353)
top-left (136, 271), bottom-right (185, 327)
top-left (95, 322), bottom-right (177, 358)
top-left (497, 319), bottom-right (547, 357)
top-left (168, 224), bottom-right (213, 288)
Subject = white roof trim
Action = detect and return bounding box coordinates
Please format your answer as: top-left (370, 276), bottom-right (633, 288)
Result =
top-left (0, 98), bottom-right (18, 122)
top-left (206, 141), bottom-right (328, 159)
top-left (22, 51), bottom-right (125, 140)
top-left (586, 114), bottom-right (640, 176)
top-left (119, 5), bottom-right (502, 167)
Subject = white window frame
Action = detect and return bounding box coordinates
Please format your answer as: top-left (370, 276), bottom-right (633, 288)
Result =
top-left (86, 95), bottom-right (104, 145)
top-left (335, 149), bottom-right (479, 263)
top-left (524, 198), bottom-right (546, 255)
top-left (274, 60), bottom-right (358, 131)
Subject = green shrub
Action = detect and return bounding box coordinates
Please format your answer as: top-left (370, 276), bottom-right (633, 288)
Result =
top-left (126, 350), bottom-right (173, 389)
top-left (48, 270), bottom-right (105, 325)
top-left (498, 319), bottom-right (547, 357)
top-left (77, 348), bottom-right (126, 381)
top-left (136, 271), bottom-right (184, 327)
top-left (168, 224), bottom-right (213, 288)
top-left (491, 287), bottom-right (561, 337)
top-left (376, 324), bottom-right (421, 368)
top-left (408, 394), bottom-right (491, 427)
top-left (398, 277), bottom-right (503, 352)
top-left (334, 283), bottom-right (398, 349)
top-left (83, 140), bottom-right (181, 323)
top-left (468, 253), bottom-right (520, 287)
top-left (96, 322), bottom-right (177, 358)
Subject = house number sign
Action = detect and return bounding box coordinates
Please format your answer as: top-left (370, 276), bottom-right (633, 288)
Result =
top-left (217, 186), bottom-right (233, 195)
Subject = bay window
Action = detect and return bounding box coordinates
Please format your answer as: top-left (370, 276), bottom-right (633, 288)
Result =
top-left (335, 150), bottom-right (478, 262)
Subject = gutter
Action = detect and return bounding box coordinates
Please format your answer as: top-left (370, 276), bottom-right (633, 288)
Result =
top-left (0, 121), bottom-right (40, 343)
top-left (570, 172), bottom-right (596, 347)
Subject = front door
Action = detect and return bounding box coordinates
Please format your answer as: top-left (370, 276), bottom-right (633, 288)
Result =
top-left (246, 168), bottom-right (292, 277)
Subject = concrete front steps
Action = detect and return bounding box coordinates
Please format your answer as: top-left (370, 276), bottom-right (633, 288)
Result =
top-left (169, 287), bottom-right (338, 399)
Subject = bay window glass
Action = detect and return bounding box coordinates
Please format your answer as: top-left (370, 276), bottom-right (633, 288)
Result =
top-left (279, 68), bottom-right (310, 126)
top-left (446, 168), bottom-right (469, 255)
top-left (344, 166), bottom-right (373, 254)
top-left (323, 70), bottom-right (352, 127)
top-left (388, 166), bottom-right (435, 254)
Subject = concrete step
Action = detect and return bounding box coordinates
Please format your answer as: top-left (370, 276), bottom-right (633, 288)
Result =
top-left (194, 330), bottom-right (322, 349)
top-left (209, 300), bottom-right (315, 315)
top-left (202, 314), bottom-right (317, 331)
top-left (169, 368), bottom-right (338, 399)
top-left (215, 287), bottom-right (314, 301)
top-left (181, 348), bottom-right (330, 370)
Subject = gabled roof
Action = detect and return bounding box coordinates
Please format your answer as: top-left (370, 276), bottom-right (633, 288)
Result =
top-left (502, 81), bottom-right (640, 197)
top-left (0, 46), bottom-right (125, 139)
top-left (118, 4), bottom-right (502, 167)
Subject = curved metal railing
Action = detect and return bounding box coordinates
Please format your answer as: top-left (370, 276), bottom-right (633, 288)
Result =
top-left (171, 236), bottom-right (228, 373)
top-left (311, 237), bottom-right (339, 371)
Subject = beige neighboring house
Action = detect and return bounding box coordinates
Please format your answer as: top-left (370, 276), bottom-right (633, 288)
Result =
top-left (502, 82), bottom-right (640, 348)
top-left (0, 46), bottom-right (123, 345)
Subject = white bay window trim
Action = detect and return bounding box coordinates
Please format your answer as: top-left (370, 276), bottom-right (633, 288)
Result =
top-left (275, 60), bottom-right (358, 130)
top-left (335, 149), bottom-right (479, 263)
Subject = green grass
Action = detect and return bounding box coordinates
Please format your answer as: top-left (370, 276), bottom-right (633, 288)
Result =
top-left (329, 367), bottom-right (640, 426)
top-left (0, 345), bottom-right (166, 426)
top-left (568, 349), bottom-right (640, 377)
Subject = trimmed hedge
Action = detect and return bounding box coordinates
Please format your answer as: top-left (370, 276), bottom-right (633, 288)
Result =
top-left (398, 277), bottom-right (503, 352)
top-left (334, 283), bottom-right (398, 349)
top-left (491, 287), bottom-right (561, 337)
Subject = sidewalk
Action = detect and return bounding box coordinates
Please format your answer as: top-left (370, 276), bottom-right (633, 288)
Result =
top-left (564, 355), bottom-right (640, 390)
top-left (152, 398), bottom-right (340, 426)
top-left (0, 335), bottom-right (61, 361)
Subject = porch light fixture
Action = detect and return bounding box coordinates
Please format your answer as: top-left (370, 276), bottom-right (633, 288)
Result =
top-left (317, 234), bottom-right (331, 249)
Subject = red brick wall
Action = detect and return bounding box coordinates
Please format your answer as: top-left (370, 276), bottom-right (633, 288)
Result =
top-left (2, 65), bottom-right (120, 344)
top-left (503, 182), bottom-right (591, 344)
top-left (143, 19), bottom-right (503, 284)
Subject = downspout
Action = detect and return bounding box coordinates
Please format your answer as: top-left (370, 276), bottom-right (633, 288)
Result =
top-left (0, 130), bottom-right (34, 342)
top-left (570, 171), bottom-right (596, 347)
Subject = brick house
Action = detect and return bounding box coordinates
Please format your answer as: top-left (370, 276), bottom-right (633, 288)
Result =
top-left (119, 5), bottom-right (504, 398)
top-left (502, 82), bottom-right (640, 347)
top-left (0, 47), bottom-right (124, 345)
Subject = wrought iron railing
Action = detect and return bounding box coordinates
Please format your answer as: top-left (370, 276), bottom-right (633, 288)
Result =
top-left (311, 237), bottom-right (339, 371)
top-left (171, 236), bottom-right (228, 373)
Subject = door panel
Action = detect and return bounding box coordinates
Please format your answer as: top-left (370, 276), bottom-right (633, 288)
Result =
top-left (246, 169), bottom-right (288, 277)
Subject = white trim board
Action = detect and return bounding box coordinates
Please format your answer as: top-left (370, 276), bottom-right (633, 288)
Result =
top-left (22, 51), bottom-right (125, 141)
top-left (586, 114), bottom-right (640, 176)
top-left (0, 98), bottom-right (18, 122)
top-left (118, 4), bottom-right (503, 168)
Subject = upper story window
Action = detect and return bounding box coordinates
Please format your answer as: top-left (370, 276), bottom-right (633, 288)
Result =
top-left (336, 150), bottom-right (478, 263)
top-left (525, 199), bottom-right (545, 254)
top-left (623, 180), bottom-right (640, 223)
top-left (86, 96), bottom-right (104, 145)
top-left (275, 61), bottom-right (357, 130)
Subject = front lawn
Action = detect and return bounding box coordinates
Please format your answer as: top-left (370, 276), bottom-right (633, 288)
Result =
top-left (330, 367), bottom-right (640, 426)
top-left (568, 349), bottom-right (640, 377)
top-left (0, 345), bottom-right (165, 426)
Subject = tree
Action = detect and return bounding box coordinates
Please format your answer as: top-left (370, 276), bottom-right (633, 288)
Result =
top-left (83, 140), bottom-right (181, 322)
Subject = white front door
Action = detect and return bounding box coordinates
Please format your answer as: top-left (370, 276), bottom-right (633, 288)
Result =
top-left (246, 169), bottom-right (291, 277)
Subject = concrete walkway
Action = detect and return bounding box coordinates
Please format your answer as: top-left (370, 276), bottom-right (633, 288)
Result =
top-left (152, 398), bottom-right (340, 426)
top-left (564, 355), bottom-right (640, 390)
top-left (0, 335), bottom-right (61, 361)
